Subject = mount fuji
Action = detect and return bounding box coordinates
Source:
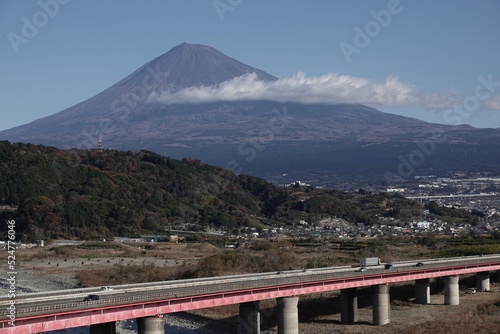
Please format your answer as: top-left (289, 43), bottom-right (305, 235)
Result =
top-left (1, 43), bottom-right (499, 185)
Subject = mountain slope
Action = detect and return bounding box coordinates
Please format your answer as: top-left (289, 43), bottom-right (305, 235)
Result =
top-left (0, 43), bottom-right (277, 144)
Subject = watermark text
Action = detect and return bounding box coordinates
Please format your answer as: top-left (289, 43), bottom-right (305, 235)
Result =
top-left (6, 220), bottom-right (17, 326)
top-left (7, 0), bottom-right (70, 54)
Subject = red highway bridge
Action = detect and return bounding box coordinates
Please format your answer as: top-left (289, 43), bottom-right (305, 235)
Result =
top-left (1, 254), bottom-right (500, 333)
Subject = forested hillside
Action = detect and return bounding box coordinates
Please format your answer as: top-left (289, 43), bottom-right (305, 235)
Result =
top-left (0, 141), bottom-right (287, 240)
top-left (0, 141), bottom-right (472, 242)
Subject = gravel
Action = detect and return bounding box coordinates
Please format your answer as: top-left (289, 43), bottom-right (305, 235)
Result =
top-left (0, 269), bottom-right (80, 295)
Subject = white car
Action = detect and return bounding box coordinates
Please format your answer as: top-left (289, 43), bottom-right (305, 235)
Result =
top-left (100, 286), bottom-right (113, 291)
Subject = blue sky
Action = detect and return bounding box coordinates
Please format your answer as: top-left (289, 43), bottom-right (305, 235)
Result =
top-left (1, 0), bottom-right (500, 131)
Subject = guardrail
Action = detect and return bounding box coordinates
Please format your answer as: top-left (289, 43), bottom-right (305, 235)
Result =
top-left (0, 265), bottom-right (362, 307)
top-left (0, 266), bottom-right (335, 304)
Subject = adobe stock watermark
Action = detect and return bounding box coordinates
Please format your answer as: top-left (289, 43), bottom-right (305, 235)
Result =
top-left (77, 63), bottom-right (170, 148)
top-left (339, 0), bottom-right (409, 64)
top-left (442, 74), bottom-right (500, 126)
top-left (7, 0), bottom-right (70, 54)
top-left (6, 219), bottom-right (17, 327)
top-left (384, 129), bottom-right (444, 181)
top-left (226, 106), bottom-right (289, 175)
top-left (384, 74), bottom-right (500, 181)
top-left (213, 0), bottom-right (243, 21)
top-left (50, 63), bottom-right (169, 183)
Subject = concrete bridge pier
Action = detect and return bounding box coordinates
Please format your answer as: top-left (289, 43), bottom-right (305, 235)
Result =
top-left (444, 276), bottom-right (459, 305)
top-left (89, 321), bottom-right (116, 334)
top-left (137, 316), bottom-right (165, 334)
top-left (372, 284), bottom-right (390, 326)
top-left (415, 278), bottom-right (430, 304)
top-left (238, 301), bottom-right (261, 334)
top-left (277, 296), bottom-right (299, 334)
top-left (340, 287), bottom-right (358, 324)
top-left (476, 271), bottom-right (490, 291)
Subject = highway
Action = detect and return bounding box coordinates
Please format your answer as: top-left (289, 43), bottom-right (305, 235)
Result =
top-left (1, 254), bottom-right (499, 321)
top-left (407, 193), bottom-right (498, 200)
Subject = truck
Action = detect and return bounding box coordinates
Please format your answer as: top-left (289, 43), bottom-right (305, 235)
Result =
top-left (360, 257), bottom-right (381, 267)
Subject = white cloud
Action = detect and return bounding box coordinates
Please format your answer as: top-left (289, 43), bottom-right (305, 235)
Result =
top-left (150, 72), bottom-right (459, 109)
top-left (483, 96), bottom-right (500, 110)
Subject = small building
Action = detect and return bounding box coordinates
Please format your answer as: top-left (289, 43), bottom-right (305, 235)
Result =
top-left (387, 188), bottom-right (405, 193)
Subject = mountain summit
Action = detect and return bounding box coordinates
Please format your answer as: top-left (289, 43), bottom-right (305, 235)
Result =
top-left (0, 42), bottom-right (276, 144)
top-left (113, 42), bottom-right (277, 96)
top-left (134, 42), bottom-right (278, 90)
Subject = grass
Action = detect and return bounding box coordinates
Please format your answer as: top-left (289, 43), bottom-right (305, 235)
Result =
top-left (403, 300), bottom-right (500, 334)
